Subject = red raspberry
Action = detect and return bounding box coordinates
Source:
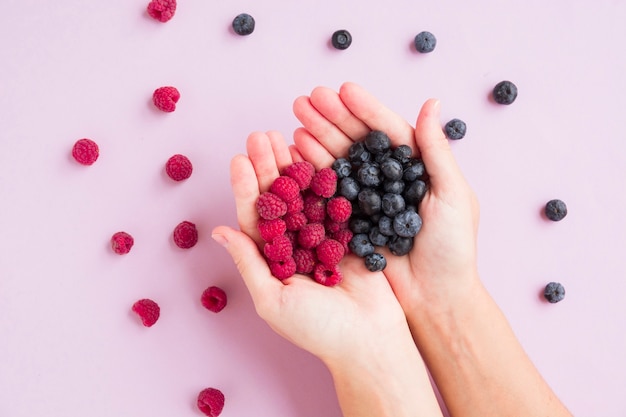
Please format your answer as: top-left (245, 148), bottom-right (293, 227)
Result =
top-left (303, 193), bottom-right (326, 223)
top-left (165, 154), bottom-right (192, 181)
top-left (332, 229), bottom-right (353, 254)
top-left (284, 231), bottom-right (297, 247)
top-left (147, 0), bottom-right (177, 23)
top-left (72, 138), bottom-right (99, 165)
top-left (310, 167), bottom-right (337, 198)
top-left (283, 161), bottom-right (315, 190)
top-left (132, 299), bottom-right (160, 327)
top-left (201, 286), bottom-right (227, 313)
top-left (313, 263), bottom-right (343, 287)
top-left (256, 192), bottom-right (287, 220)
top-left (173, 221), bottom-right (198, 249)
top-left (269, 176), bottom-right (300, 202)
top-left (111, 231), bottom-right (134, 255)
top-left (153, 86), bottom-right (180, 112)
top-left (257, 218), bottom-right (287, 242)
top-left (297, 223), bottom-right (326, 249)
top-left (269, 257), bottom-right (297, 280)
top-left (326, 196), bottom-right (352, 223)
top-left (316, 238), bottom-right (345, 267)
top-left (284, 212), bottom-right (307, 232)
top-left (293, 248), bottom-right (316, 274)
top-left (263, 235), bottom-right (293, 262)
top-left (285, 194), bottom-right (304, 214)
top-left (324, 218), bottom-right (348, 234)
top-left (197, 387), bottom-right (225, 417)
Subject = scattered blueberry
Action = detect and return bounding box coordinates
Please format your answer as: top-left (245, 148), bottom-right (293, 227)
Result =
top-left (331, 29), bottom-right (352, 50)
top-left (383, 179), bottom-right (405, 194)
top-left (381, 158), bottom-right (404, 181)
top-left (358, 189), bottom-right (382, 216)
top-left (368, 227), bottom-right (389, 247)
top-left (403, 159), bottom-right (426, 182)
top-left (382, 193), bottom-right (406, 218)
top-left (232, 13), bottom-right (255, 36)
top-left (332, 158), bottom-right (352, 179)
top-left (364, 130), bottom-right (391, 154)
top-left (444, 118), bottom-right (467, 140)
top-left (377, 216), bottom-right (396, 237)
top-left (393, 210), bottom-right (423, 237)
top-left (338, 177), bottom-right (360, 201)
top-left (544, 282), bottom-right (565, 303)
top-left (493, 80), bottom-right (518, 105)
top-left (349, 233), bottom-right (375, 257)
top-left (364, 253), bottom-right (387, 272)
top-left (414, 31), bottom-right (437, 53)
top-left (348, 142), bottom-right (371, 166)
top-left (357, 162), bottom-right (383, 187)
top-left (388, 235), bottom-right (413, 256)
top-left (392, 145), bottom-right (412, 164)
top-left (349, 218), bottom-right (372, 234)
top-left (545, 199), bottom-right (567, 221)
top-left (404, 180), bottom-right (427, 205)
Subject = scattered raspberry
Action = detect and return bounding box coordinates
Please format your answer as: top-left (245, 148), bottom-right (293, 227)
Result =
top-left (263, 235), bottom-right (293, 262)
top-left (201, 286), bottom-right (227, 313)
top-left (332, 229), bottom-right (353, 254)
top-left (147, 0), bottom-right (177, 23)
top-left (258, 218), bottom-right (287, 242)
top-left (326, 196), bottom-right (352, 223)
top-left (111, 231), bottom-right (134, 255)
top-left (72, 138), bottom-right (99, 165)
top-left (313, 263), bottom-right (343, 286)
top-left (297, 223), bottom-right (326, 249)
top-left (284, 231), bottom-right (297, 247)
top-left (316, 238), bottom-right (345, 267)
top-left (165, 154), bottom-right (192, 181)
top-left (283, 161), bottom-right (315, 190)
top-left (310, 167), bottom-right (337, 198)
top-left (173, 221), bottom-right (198, 249)
top-left (197, 387), bottom-right (225, 417)
top-left (303, 193), bottom-right (327, 223)
top-left (293, 248), bottom-right (316, 274)
top-left (269, 257), bottom-right (297, 280)
top-left (324, 218), bottom-right (348, 234)
top-left (269, 176), bottom-right (300, 202)
top-left (284, 212), bottom-right (308, 232)
top-left (256, 192), bottom-right (288, 220)
top-left (285, 194), bottom-right (304, 214)
top-left (153, 86), bottom-right (180, 112)
top-left (132, 299), bottom-right (160, 327)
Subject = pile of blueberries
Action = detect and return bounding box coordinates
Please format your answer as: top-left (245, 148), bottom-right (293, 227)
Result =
top-left (333, 131), bottom-right (428, 272)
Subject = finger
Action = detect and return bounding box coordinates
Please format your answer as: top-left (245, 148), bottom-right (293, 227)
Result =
top-left (246, 131), bottom-right (280, 192)
top-left (309, 86), bottom-right (370, 143)
top-left (266, 130), bottom-right (294, 173)
top-left (288, 145), bottom-right (305, 163)
top-left (230, 154), bottom-right (263, 245)
top-left (293, 127), bottom-right (336, 171)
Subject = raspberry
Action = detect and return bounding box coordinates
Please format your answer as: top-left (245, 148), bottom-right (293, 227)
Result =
top-left (258, 218), bottom-right (287, 242)
top-left (111, 231), bottom-right (134, 255)
top-left (284, 231), bottom-right (297, 247)
top-left (153, 86), bottom-right (180, 112)
top-left (173, 221), bottom-right (198, 249)
top-left (147, 0), bottom-right (176, 22)
top-left (303, 193), bottom-right (327, 223)
top-left (132, 299), bottom-right (160, 327)
top-left (331, 229), bottom-right (353, 254)
top-left (545, 199), bottom-right (567, 221)
top-left (283, 161), bottom-right (315, 190)
top-left (316, 239), bottom-right (345, 267)
top-left (285, 194), bottom-right (304, 214)
top-left (414, 31), bottom-right (437, 53)
top-left (284, 212), bottom-right (308, 232)
top-left (310, 168), bottom-right (337, 198)
top-left (263, 235), bottom-right (293, 262)
top-left (197, 387), bottom-right (225, 417)
top-left (165, 154), bottom-right (193, 181)
top-left (269, 257), bottom-right (296, 280)
top-left (297, 223), bottom-right (326, 249)
top-left (331, 29), bottom-right (352, 50)
top-left (493, 80), bottom-right (518, 105)
top-left (313, 263), bottom-right (343, 286)
top-left (201, 286), bottom-right (227, 313)
top-left (326, 196), bottom-right (352, 223)
top-left (269, 176), bottom-right (300, 202)
top-left (293, 248), bottom-right (316, 274)
top-left (72, 138), bottom-right (99, 165)
top-left (232, 13), bottom-right (255, 36)
top-left (324, 218), bottom-right (348, 234)
top-left (544, 282), bottom-right (565, 303)
top-left (256, 192), bottom-right (288, 220)
top-left (444, 118), bottom-right (467, 140)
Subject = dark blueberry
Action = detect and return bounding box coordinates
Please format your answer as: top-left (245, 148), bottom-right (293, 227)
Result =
top-left (383, 179), bottom-right (405, 194)
top-left (544, 282), bottom-right (565, 303)
top-left (364, 253), bottom-right (387, 272)
top-left (332, 158), bottom-right (352, 179)
top-left (368, 227), bottom-right (389, 247)
top-left (338, 177), bottom-right (360, 200)
top-left (331, 29), bottom-right (352, 50)
top-left (388, 236), bottom-right (414, 256)
top-left (349, 233), bottom-right (375, 258)
top-left (545, 199), bottom-right (567, 221)
top-left (232, 13), bottom-right (255, 36)
top-left (348, 142), bottom-right (371, 166)
top-left (357, 189), bottom-right (382, 216)
top-left (493, 80), bottom-right (518, 105)
top-left (392, 145), bottom-right (412, 164)
top-left (349, 218), bottom-right (372, 234)
top-left (444, 119), bottom-right (467, 140)
top-left (357, 162), bottom-right (382, 187)
top-left (377, 216), bottom-right (396, 237)
top-left (393, 210), bottom-right (423, 237)
top-left (364, 130), bottom-right (391, 154)
top-left (403, 159), bottom-right (426, 181)
top-left (382, 193), bottom-right (406, 218)
top-left (414, 31), bottom-right (437, 53)
top-left (381, 158), bottom-right (404, 180)
top-left (404, 180), bottom-right (427, 205)
top-left (374, 149), bottom-right (392, 164)
top-left (369, 213), bottom-right (382, 224)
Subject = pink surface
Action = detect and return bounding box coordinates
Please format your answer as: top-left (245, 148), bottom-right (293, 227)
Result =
top-left (1, 1), bottom-right (625, 416)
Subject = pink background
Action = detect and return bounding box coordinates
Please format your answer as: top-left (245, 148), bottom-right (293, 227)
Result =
top-left (1, 0), bottom-right (625, 416)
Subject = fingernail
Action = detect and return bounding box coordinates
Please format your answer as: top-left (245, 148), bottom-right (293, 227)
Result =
top-left (211, 233), bottom-right (228, 248)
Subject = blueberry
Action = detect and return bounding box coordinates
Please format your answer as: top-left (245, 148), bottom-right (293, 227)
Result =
top-left (403, 159), bottom-right (426, 181)
top-left (545, 199), bottom-right (567, 221)
top-left (364, 130), bottom-right (391, 154)
top-left (349, 218), bottom-right (372, 234)
top-left (381, 158), bottom-right (403, 180)
top-left (357, 162), bottom-right (382, 187)
top-left (332, 158), bottom-right (352, 179)
top-left (349, 233), bottom-right (375, 257)
top-left (364, 253), bottom-right (387, 272)
top-left (382, 193), bottom-right (406, 218)
top-left (493, 80), bottom-right (518, 105)
top-left (374, 149), bottom-right (393, 164)
top-left (392, 145), bottom-right (412, 164)
top-left (232, 13), bottom-right (255, 36)
top-left (358, 189), bottom-right (382, 216)
top-left (388, 236), bottom-right (413, 256)
top-left (404, 180), bottom-right (427, 205)
top-left (383, 179), bottom-right (405, 194)
top-left (368, 227), bottom-right (389, 247)
top-left (444, 119), bottom-right (467, 140)
top-left (414, 31), bottom-right (437, 53)
top-left (393, 210), bottom-right (423, 237)
top-left (338, 177), bottom-right (360, 200)
top-left (331, 29), bottom-right (352, 50)
top-left (544, 282), bottom-right (565, 303)
top-left (348, 142), bottom-right (371, 166)
top-left (377, 216), bottom-right (396, 237)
